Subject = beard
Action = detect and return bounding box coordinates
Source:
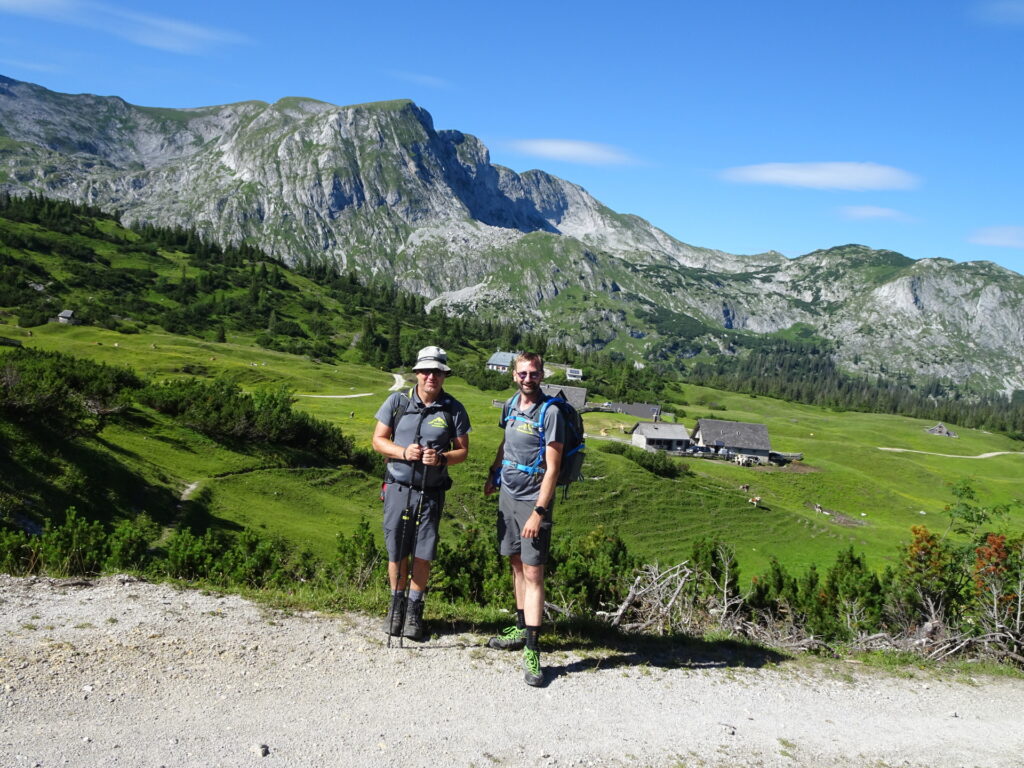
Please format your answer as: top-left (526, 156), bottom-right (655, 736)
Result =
top-left (517, 379), bottom-right (540, 396)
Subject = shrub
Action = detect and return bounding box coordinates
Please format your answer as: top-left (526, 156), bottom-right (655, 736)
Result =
top-left (105, 514), bottom-right (160, 572)
top-left (331, 517), bottom-right (386, 590)
top-left (0, 527), bottom-right (31, 575)
top-left (433, 514), bottom-right (510, 607)
top-left (598, 441), bottom-right (687, 478)
top-left (163, 528), bottom-right (229, 581)
top-left (548, 526), bottom-right (638, 613)
top-left (37, 507), bottom-right (108, 576)
top-left (219, 530), bottom-right (288, 588)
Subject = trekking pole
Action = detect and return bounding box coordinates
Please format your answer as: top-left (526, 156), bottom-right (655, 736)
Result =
top-left (399, 438), bottom-right (432, 648)
top-left (387, 411), bottom-right (425, 649)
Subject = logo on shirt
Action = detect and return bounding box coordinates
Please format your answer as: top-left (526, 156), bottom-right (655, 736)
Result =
top-left (515, 422), bottom-right (537, 436)
top-left (428, 415), bottom-right (448, 429)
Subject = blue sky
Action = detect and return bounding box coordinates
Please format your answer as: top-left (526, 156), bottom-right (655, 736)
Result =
top-left (2, 0), bottom-right (1023, 276)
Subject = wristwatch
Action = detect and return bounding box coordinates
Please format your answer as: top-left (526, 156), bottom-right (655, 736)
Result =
top-left (533, 505), bottom-right (548, 518)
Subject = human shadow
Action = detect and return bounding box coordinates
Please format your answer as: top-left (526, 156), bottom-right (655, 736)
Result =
top-left (432, 617), bottom-right (790, 680)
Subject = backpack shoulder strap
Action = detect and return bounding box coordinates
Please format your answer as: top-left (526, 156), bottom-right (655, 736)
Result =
top-left (436, 394), bottom-right (456, 444)
top-left (500, 394), bottom-right (518, 428)
top-left (387, 387), bottom-right (417, 432)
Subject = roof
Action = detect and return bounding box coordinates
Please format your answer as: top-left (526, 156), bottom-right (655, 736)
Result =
top-left (540, 383), bottom-right (588, 410)
top-left (486, 351), bottom-right (517, 367)
top-left (608, 401), bottom-right (663, 420)
top-left (633, 422), bottom-right (690, 440)
top-left (58, 309), bottom-right (75, 318)
top-left (693, 419), bottom-right (770, 451)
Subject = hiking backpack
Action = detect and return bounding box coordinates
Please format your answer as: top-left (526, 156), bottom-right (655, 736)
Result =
top-left (501, 394), bottom-right (586, 493)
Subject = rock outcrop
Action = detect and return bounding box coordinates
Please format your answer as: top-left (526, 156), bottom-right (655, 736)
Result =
top-left (2, 75), bottom-right (1022, 393)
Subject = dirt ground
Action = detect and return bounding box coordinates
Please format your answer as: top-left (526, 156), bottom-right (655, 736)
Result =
top-left (2, 574), bottom-right (1023, 767)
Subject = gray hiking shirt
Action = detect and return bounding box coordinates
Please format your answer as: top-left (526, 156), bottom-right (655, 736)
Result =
top-left (498, 395), bottom-right (566, 502)
top-left (375, 388), bottom-right (470, 489)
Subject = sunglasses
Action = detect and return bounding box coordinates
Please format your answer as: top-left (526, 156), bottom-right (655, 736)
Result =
top-left (418, 369), bottom-right (446, 378)
top-left (515, 370), bottom-right (542, 380)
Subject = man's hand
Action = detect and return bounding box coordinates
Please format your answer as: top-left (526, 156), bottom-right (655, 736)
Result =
top-left (521, 511), bottom-right (542, 539)
top-left (422, 447), bottom-right (442, 466)
top-left (404, 443), bottom-right (424, 462)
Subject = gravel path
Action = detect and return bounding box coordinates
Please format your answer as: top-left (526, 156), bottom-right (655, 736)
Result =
top-left (2, 575), bottom-right (1023, 768)
top-left (877, 447), bottom-right (1024, 459)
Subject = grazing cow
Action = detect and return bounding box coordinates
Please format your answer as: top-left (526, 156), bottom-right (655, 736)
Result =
top-left (748, 496), bottom-right (762, 507)
top-left (740, 483), bottom-right (750, 492)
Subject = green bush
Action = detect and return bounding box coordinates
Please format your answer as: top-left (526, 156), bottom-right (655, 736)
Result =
top-left (219, 530), bottom-right (290, 588)
top-left (38, 507), bottom-right (108, 576)
top-left (598, 441), bottom-right (687, 478)
top-left (139, 378), bottom-right (354, 462)
top-left (331, 517), bottom-right (386, 590)
top-left (548, 526), bottom-right (638, 613)
top-left (0, 527), bottom-right (31, 575)
top-left (433, 514), bottom-right (510, 607)
top-left (163, 528), bottom-right (229, 581)
top-left (105, 514), bottom-right (160, 572)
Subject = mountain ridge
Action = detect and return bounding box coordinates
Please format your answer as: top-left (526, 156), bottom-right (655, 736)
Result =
top-left (1, 74), bottom-right (1022, 394)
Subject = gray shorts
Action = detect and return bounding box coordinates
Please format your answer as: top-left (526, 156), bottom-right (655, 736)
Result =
top-left (497, 493), bottom-right (553, 566)
top-left (382, 483), bottom-right (443, 562)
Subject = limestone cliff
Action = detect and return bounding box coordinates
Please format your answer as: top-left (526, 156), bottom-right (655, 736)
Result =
top-left (2, 75), bottom-right (1022, 393)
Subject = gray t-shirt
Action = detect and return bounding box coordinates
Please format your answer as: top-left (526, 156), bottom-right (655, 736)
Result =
top-left (498, 395), bottom-right (566, 501)
top-left (375, 388), bottom-right (471, 488)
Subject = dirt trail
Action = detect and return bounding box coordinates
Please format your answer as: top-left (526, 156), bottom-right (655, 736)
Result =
top-left (2, 575), bottom-right (1022, 768)
top-left (878, 447), bottom-right (1024, 459)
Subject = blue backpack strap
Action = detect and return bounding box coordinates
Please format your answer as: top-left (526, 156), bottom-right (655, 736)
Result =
top-left (502, 396), bottom-right (552, 476)
top-left (499, 394), bottom-right (517, 429)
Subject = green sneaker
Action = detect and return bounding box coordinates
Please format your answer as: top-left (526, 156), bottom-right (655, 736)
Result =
top-left (487, 625), bottom-right (526, 650)
top-left (523, 647), bottom-right (543, 687)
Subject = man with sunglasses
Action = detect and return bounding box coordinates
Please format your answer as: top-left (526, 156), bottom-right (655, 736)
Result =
top-left (373, 346), bottom-right (470, 641)
top-left (483, 352), bottom-right (564, 686)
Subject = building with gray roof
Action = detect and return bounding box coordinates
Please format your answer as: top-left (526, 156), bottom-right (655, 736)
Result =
top-left (691, 418), bottom-right (771, 464)
top-left (631, 422), bottom-right (690, 452)
top-left (486, 351), bottom-right (517, 372)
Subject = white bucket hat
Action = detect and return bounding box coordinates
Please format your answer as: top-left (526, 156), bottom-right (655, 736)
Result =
top-left (411, 345), bottom-right (451, 372)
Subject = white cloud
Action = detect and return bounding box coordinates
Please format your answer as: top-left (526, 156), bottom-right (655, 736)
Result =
top-left (720, 162), bottom-right (920, 191)
top-left (506, 139), bottom-right (636, 166)
top-left (973, 1), bottom-right (1024, 25)
top-left (389, 71), bottom-right (453, 90)
top-left (968, 226), bottom-right (1024, 248)
top-left (0, 0), bottom-right (248, 54)
top-left (840, 206), bottom-right (911, 221)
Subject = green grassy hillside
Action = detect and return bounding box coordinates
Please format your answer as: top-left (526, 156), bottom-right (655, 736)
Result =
top-left (4, 319), bottom-right (1022, 582)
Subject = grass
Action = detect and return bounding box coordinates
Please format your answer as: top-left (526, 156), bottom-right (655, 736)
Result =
top-left (3, 320), bottom-right (1023, 584)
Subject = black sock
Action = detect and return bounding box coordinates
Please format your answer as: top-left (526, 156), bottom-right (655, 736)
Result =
top-left (525, 625), bottom-right (541, 651)
top-left (516, 609), bottom-right (526, 630)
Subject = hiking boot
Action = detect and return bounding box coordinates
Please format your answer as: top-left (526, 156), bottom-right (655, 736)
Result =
top-left (383, 594), bottom-right (406, 636)
top-left (487, 625), bottom-right (526, 650)
top-left (403, 599), bottom-right (427, 641)
top-left (523, 647), bottom-right (544, 687)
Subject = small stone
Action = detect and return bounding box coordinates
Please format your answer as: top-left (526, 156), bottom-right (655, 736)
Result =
top-left (251, 744), bottom-right (270, 757)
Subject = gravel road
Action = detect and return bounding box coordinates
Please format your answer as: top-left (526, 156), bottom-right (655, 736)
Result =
top-left (2, 575), bottom-right (1022, 768)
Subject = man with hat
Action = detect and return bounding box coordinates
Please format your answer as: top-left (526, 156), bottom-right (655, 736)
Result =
top-left (372, 345), bottom-right (470, 641)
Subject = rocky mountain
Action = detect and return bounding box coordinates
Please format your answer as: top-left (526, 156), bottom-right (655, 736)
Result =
top-left (2, 74), bottom-right (1022, 394)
